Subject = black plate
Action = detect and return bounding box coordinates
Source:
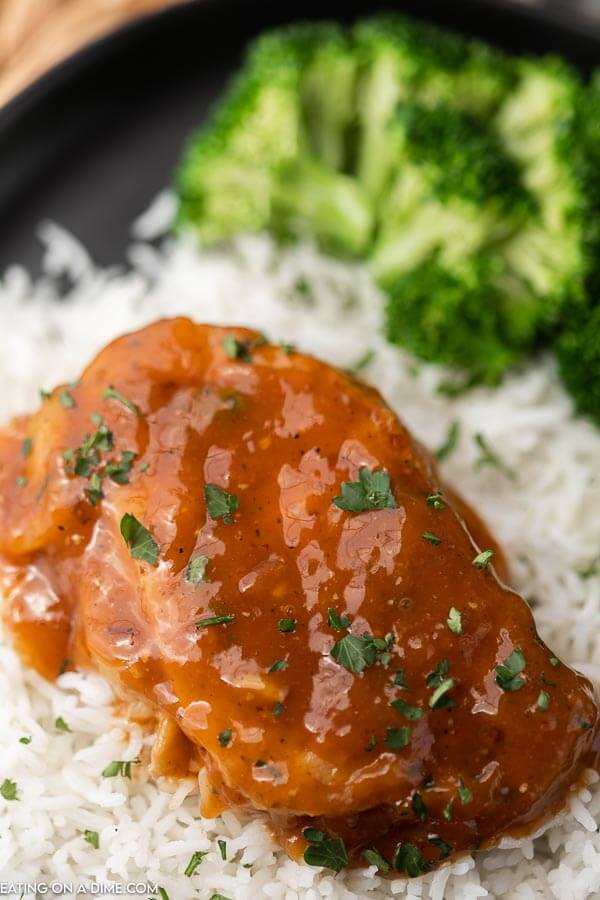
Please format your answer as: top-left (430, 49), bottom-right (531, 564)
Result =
top-left (1, 0), bottom-right (600, 274)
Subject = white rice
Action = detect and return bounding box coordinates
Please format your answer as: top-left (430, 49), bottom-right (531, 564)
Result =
top-left (1, 204), bottom-right (600, 898)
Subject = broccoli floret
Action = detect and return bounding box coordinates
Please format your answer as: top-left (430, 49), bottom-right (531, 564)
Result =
top-left (176, 22), bottom-right (371, 255)
top-left (384, 258), bottom-right (522, 382)
top-left (495, 57), bottom-right (589, 331)
top-left (176, 35), bottom-right (302, 243)
top-left (354, 15), bottom-right (514, 198)
top-left (371, 103), bottom-right (531, 289)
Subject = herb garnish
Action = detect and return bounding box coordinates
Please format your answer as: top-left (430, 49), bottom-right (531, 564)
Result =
top-left (333, 467), bottom-right (397, 512)
top-left (422, 531), bottom-right (442, 545)
top-left (0, 779), bottom-right (17, 801)
top-left (195, 614), bottom-right (234, 629)
top-left (383, 726), bottom-right (411, 750)
top-left (327, 608), bottom-right (350, 631)
top-left (352, 349), bottom-right (375, 374)
top-left (19, 737), bottom-right (31, 745)
top-left (120, 513), bottom-right (159, 565)
top-left (427, 659), bottom-right (455, 708)
top-left (458, 780), bottom-right (473, 805)
top-left (85, 472), bottom-right (104, 506)
top-left (495, 648), bottom-right (526, 692)
top-left (537, 690), bottom-right (550, 711)
top-left (411, 792), bottom-right (428, 821)
top-left (394, 669), bottom-right (408, 688)
top-left (302, 828), bottom-right (348, 872)
top-left (15, 476), bottom-right (27, 488)
top-left (443, 798), bottom-right (453, 821)
top-left (362, 848), bottom-right (390, 874)
top-left (223, 335), bottom-right (251, 362)
top-left (218, 839), bottom-right (227, 861)
top-left (102, 386), bottom-right (141, 416)
top-left (429, 836), bottom-right (452, 860)
top-left (393, 843), bottom-right (432, 877)
top-left (436, 421), bottom-right (459, 461)
top-left (205, 484), bottom-right (239, 524)
top-left (391, 698), bottom-right (423, 721)
top-left (184, 850), bottom-right (208, 877)
top-left (55, 717), bottom-right (71, 733)
top-left (101, 759), bottom-right (139, 779)
top-left (272, 702), bottom-right (285, 717)
top-left (218, 729), bottom-right (232, 748)
top-left (185, 555), bottom-right (208, 585)
top-left (59, 390), bottom-right (76, 409)
top-left (331, 632), bottom-right (394, 674)
top-left (474, 433), bottom-right (515, 480)
top-left (472, 549), bottom-right (494, 569)
top-left (550, 656), bottom-right (559, 667)
top-left (426, 493), bottom-right (446, 510)
top-left (21, 437), bottom-right (32, 458)
top-left (268, 659), bottom-right (288, 673)
top-left (278, 618), bottom-right (296, 633)
top-left (84, 830), bottom-right (100, 849)
top-left (105, 450), bottom-right (136, 485)
top-left (447, 607), bottom-right (462, 634)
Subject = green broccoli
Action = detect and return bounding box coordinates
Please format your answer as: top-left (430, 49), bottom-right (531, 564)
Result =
top-left (353, 15), bottom-right (515, 198)
top-left (177, 22), bottom-right (372, 255)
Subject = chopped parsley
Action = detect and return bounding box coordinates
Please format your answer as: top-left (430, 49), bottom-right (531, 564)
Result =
top-left (223, 335), bottom-right (251, 362)
top-left (278, 618), bottom-right (296, 633)
top-left (362, 848), bottom-right (390, 874)
top-left (365, 735), bottom-right (376, 752)
top-left (427, 660), bottom-right (455, 708)
top-left (40, 388), bottom-right (51, 402)
top-left (550, 656), bottom-right (559, 667)
top-left (101, 759), bottom-right (139, 779)
top-left (185, 555), bottom-right (209, 585)
top-left (139, 462), bottom-right (150, 473)
top-left (429, 836), bottom-right (452, 860)
top-left (21, 437), bottom-right (33, 458)
top-left (495, 648), bottom-right (526, 692)
top-left (443, 798), bottom-right (453, 821)
top-left (84, 830), bottom-right (100, 849)
top-left (391, 698), bottom-right (423, 721)
top-left (327, 608), bottom-right (350, 631)
top-left (268, 659), bottom-right (288, 673)
top-left (205, 483), bottom-right (239, 524)
top-left (156, 889), bottom-right (169, 900)
top-left (195, 614), bottom-right (234, 629)
top-left (537, 690), bottom-right (550, 711)
top-left (302, 828), bottom-right (348, 872)
top-left (19, 737), bottom-right (31, 745)
top-left (394, 669), bottom-right (408, 688)
top-left (0, 779), bottom-right (17, 801)
top-left (55, 717), bottom-right (71, 733)
top-left (383, 726), bottom-right (411, 750)
top-left (58, 390), bottom-right (76, 409)
top-left (474, 433), bottom-right (515, 480)
top-left (447, 607), bottom-right (462, 634)
top-left (184, 850), bottom-right (208, 877)
top-left (272, 702), bottom-right (285, 717)
top-left (393, 842), bottom-right (432, 877)
top-left (352, 349), bottom-right (375, 374)
top-left (105, 450), bottom-right (136, 485)
top-left (102, 386), bottom-right (141, 416)
top-left (85, 472), bottom-right (104, 506)
top-left (436, 421), bottom-right (460, 461)
top-left (426, 493), bottom-right (446, 510)
top-left (15, 476), bottom-right (27, 488)
top-left (120, 513), bottom-right (159, 566)
top-left (218, 729), bottom-right (232, 748)
top-left (333, 466), bottom-right (397, 513)
top-left (458, 780), bottom-right (473, 805)
top-left (472, 549), bottom-right (494, 569)
top-left (411, 792), bottom-right (428, 821)
top-left (422, 531), bottom-right (441, 545)
top-left (218, 839), bottom-right (227, 861)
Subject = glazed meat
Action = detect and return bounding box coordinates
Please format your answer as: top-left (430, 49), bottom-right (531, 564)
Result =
top-left (0, 318), bottom-right (597, 874)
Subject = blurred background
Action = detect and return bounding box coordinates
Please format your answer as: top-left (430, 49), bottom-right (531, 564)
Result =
top-left (0, 0), bottom-right (599, 107)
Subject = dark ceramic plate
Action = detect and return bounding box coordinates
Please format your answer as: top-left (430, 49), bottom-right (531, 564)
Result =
top-left (1, 0), bottom-right (600, 274)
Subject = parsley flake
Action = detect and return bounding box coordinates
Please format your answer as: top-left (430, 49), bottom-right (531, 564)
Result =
top-left (422, 531), bottom-right (442, 545)
top-left (223, 335), bottom-right (251, 362)
top-left (447, 607), bottom-right (462, 634)
top-left (278, 618), bottom-right (296, 633)
top-left (59, 390), bottom-right (76, 409)
top-left (426, 493), bottom-right (446, 510)
top-left (84, 830), bottom-right (100, 849)
top-left (0, 779), bottom-right (17, 801)
top-left (411, 792), bottom-right (428, 821)
top-left (429, 678), bottom-right (455, 709)
top-left (21, 437), bottom-right (33, 458)
top-left (19, 737), bottom-right (31, 745)
top-left (303, 828), bottom-right (348, 872)
top-left (394, 669), bottom-right (408, 688)
top-left (120, 513), bottom-right (159, 566)
top-left (102, 386), bottom-right (141, 416)
top-left (331, 633), bottom-right (377, 673)
top-left (458, 781), bottom-right (473, 805)
top-left (495, 648), bottom-right (526, 692)
top-left (205, 483), bottom-right (239, 524)
top-left (268, 659), bottom-right (288, 673)
top-left (55, 717), bottom-right (71, 733)
top-left (101, 759), bottom-right (139, 779)
top-left (393, 842), bottom-right (432, 877)
top-left (327, 608), bottom-right (350, 631)
top-left (185, 555), bottom-right (209, 585)
top-left (218, 729), bottom-right (232, 747)
top-left (429, 836), bottom-right (452, 860)
top-left (383, 726), bottom-right (411, 750)
top-left (391, 698), bottom-right (423, 721)
top-left (195, 614), bottom-right (234, 629)
top-left (362, 848), bottom-right (390, 874)
top-left (537, 690), bottom-right (550, 711)
top-left (472, 549), bottom-right (494, 569)
top-left (184, 850), bottom-right (208, 877)
top-left (272, 702), bottom-right (285, 717)
top-left (333, 466), bottom-right (397, 512)
top-left (105, 450), bottom-right (136, 485)
top-left (218, 840), bottom-right (227, 861)
top-left (15, 476), bottom-right (27, 488)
